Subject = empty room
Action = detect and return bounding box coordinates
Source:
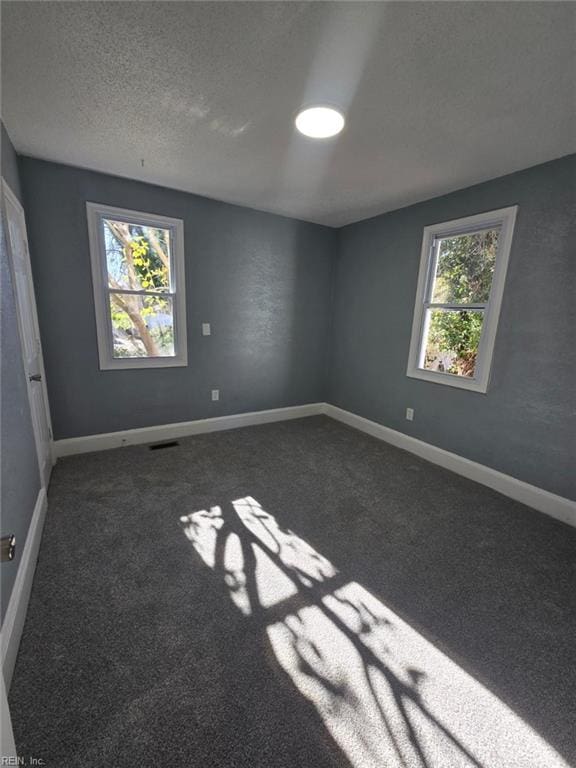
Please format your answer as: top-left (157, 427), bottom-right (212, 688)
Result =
top-left (1, 1), bottom-right (574, 766)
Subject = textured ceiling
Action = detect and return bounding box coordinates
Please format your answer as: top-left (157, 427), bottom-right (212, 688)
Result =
top-left (2, 1), bottom-right (574, 227)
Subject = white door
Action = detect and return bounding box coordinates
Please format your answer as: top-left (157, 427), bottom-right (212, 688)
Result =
top-left (2, 179), bottom-right (53, 487)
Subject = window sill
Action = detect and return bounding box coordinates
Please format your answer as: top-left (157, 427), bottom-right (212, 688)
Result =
top-left (406, 367), bottom-right (488, 393)
top-left (99, 356), bottom-right (188, 371)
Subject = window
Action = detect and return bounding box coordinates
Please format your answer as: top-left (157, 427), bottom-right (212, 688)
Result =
top-left (407, 206), bottom-right (517, 392)
top-left (87, 203), bottom-right (187, 369)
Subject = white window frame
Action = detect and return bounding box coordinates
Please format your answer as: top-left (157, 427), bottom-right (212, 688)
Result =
top-left (406, 206), bottom-right (518, 393)
top-left (87, 202), bottom-right (188, 370)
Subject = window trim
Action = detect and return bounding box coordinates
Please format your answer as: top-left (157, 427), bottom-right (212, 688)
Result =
top-left (406, 206), bottom-right (518, 393)
top-left (86, 202), bottom-right (188, 370)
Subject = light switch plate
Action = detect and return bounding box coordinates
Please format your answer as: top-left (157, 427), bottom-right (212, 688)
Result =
top-left (202, 323), bottom-right (211, 336)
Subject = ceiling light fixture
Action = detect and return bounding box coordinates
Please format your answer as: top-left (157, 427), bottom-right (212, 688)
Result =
top-left (295, 106), bottom-right (345, 139)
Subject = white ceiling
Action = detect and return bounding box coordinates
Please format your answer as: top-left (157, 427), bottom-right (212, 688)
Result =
top-left (2, 1), bottom-right (574, 227)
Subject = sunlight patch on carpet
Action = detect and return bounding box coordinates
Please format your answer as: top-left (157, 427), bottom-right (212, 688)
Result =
top-left (180, 497), bottom-right (568, 768)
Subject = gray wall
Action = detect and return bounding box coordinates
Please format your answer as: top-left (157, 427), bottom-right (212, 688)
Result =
top-left (14, 152), bottom-right (576, 503)
top-left (19, 158), bottom-right (336, 440)
top-left (1, 124), bottom-right (41, 620)
top-left (329, 155), bottom-right (576, 500)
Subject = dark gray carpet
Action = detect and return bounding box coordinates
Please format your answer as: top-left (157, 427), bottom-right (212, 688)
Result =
top-left (9, 416), bottom-right (576, 768)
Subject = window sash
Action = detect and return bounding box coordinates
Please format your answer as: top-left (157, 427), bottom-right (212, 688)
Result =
top-left (424, 226), bottom-right (501, 307)
top-left (425, 302), bottom-right (487, 310)
top-left (418, 306), bottom-right (486, 372)
top-left (107, 288), bottom-right (176, 297)
top-left (105, 285), bottom-right (178, 360)
top-left (101, 216), bottom-right (176, 294)
top-left (87, 202), bottom-right (187, 370)
top-left (99, 215), bottom-right (180, 360)
top-left (107, 292), bottom-right (177, 360)
top-left (100, 217), bottom-right (177, 294)
top-left (418, 231), bottom-right (494, 374)
top-left (406, 207), bottom-right (518, 393)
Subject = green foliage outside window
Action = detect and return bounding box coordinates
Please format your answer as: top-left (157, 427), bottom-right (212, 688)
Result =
top-left (425, 230), bottom-right (498, 377)
top-left (104, 220), bottom-right (174, 358)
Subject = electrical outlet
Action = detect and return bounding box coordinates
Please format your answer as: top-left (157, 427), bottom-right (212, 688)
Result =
top-left (211, 389), bottom-right (220, 402)
top-left (202, 323), bottom-right (211, 336)
top-left (406, 407), bottom-right (414, 421)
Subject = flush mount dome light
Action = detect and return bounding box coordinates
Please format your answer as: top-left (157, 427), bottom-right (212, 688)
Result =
top-left (295, 106), bottom-right (345, 138)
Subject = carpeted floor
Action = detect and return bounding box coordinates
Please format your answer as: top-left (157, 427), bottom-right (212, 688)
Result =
top-left (9, 416), bottom-right (576, 768)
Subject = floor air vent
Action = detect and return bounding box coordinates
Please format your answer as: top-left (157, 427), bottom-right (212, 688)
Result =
top-left (148, 440), bottom-right (180, 451)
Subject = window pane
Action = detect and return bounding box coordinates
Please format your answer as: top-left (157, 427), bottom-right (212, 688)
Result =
top-left (103, 219), bottom-right (171, 292)
top-left (422, 309), bottom-right (484, 377)
top-left (431, 229), bottom-right (499, 304)
top-left (109, 293), bottom-right (175, 358)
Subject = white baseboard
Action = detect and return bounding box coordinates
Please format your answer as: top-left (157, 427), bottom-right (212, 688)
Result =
top-left (52, 401), bottom-right (575, 527)
top-left (1, 487), bottom-right (48, 690)
top-left (54, 403), bottom-right (324, 458)
top-left (322, 404), bottom-right (576, 528)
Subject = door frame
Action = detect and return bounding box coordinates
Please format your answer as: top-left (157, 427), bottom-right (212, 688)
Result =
top-left (0, 673), bottom-right (17, 759)
top-left (2, 178), bottom-right (54, 485)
